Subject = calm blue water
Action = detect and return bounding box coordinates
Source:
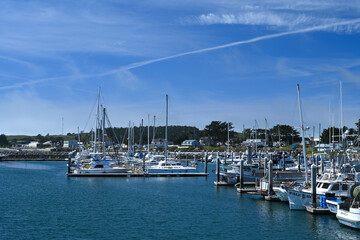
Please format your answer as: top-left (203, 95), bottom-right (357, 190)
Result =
top-left (1, 161), bottom-right (360, 240)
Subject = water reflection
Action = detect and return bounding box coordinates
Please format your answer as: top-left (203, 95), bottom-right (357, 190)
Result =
top-left (0, 161), bottom-right (52, 170)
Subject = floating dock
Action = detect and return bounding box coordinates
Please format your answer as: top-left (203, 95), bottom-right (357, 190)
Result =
top-left (67, 172), bottom-right (208, 177)
top-left (305, 206), bottom-right (331, 214)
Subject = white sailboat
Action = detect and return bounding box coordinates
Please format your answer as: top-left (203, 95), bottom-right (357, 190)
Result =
top-left (146, 94), bottom-right (197, 174)
top-left (71, 88), bottom-right (130, 175)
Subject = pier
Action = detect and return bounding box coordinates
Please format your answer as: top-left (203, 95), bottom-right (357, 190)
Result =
top-left (67, 172), bottom-right (208, 177)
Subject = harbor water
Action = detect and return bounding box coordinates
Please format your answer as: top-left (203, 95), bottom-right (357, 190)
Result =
top-left (1, 161), bottom-right (360, 240)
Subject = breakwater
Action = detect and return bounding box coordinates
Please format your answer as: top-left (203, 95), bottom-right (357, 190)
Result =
top-left (0, 149), bottom-right (69, 161)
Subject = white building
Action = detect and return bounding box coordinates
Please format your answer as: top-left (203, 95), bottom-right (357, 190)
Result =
top-left (241, 139), bottom-right (266, 147)
top-left (63, 140), bottom-right (78, 148)
top-left (181, 140), bottom-right (200, 147)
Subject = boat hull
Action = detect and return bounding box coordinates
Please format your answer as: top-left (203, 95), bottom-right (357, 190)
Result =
top-left (287, 190), bottom-right (321, 210)
top-left (146, 167), bottom-right (197, 174)
top-left (337, 208), bottom-right (360, 229)
top-left (73, 168), bottom-right (129, 174)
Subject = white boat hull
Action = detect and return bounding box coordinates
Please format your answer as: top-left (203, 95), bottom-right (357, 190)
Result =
top-left (337, 208), bottom-right (360, 229)
top-left (147, 167), bottom-right (197, 174)
top-left (287, 190), bottom-right (321, 210)
top-left (74, 168), bottom-right (129, 174)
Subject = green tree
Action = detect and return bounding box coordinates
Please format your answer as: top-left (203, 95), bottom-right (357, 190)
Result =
top-left (173, 133), bottom-right (189, 145)
top-left (202, 121), bottom-right (235, 145)
top-left (320, 127), bottom-right (340, 144)
top-left (0, 134), bottom-right (10, 147)
top-left (356, 119), bottom-right (360, 134)
top-left (269, 125), bottom-right (300, 145)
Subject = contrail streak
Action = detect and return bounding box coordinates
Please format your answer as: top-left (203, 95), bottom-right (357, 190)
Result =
top-left (114, 18), bottom-right (360, 72)
top-left (1, 18), bottom-right (360, 90)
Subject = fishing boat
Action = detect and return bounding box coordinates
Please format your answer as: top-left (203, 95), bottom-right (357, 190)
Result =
top-left (287, 171), bottom-right (359, 210)
top-left (336, 184), bottom-right (360, 229)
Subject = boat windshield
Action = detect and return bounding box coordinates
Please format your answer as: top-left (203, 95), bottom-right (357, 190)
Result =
top-left (330, 183), bottom-right (339, 191)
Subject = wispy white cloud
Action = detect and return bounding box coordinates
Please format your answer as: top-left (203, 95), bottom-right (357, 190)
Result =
top-left (186, 1), bottom-right (360, 33)
top-left (2, 17), bottom-right (360, 91)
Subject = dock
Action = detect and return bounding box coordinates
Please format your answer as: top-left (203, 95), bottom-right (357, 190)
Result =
top-left (67, 172), bottom-right (209, 177)
top-left (305, 206), bottom-right (331, 214)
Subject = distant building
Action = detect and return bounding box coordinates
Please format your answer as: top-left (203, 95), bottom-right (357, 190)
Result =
top-left (43, 141), bottom-right (53, 147)
top-left (27, 141), bottom-right (39, 148)
top-left (151, 139), bottom-right (173, 148)
top-left (241, 139), bottom-right (266, 147)
top-left (199, 136), bottom-right (216, 146)
top-left (314, 144), bottom-right (331, 152)
top-left (63, 140), bottom-right (78, 148)
top-left (12, 140), bottom-right (29, 148)
top-left (181, 140), bottom-right (200, 147)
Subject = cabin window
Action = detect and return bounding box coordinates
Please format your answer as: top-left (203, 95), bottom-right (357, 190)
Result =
top-left (94, 165), bottom-right (103, 168)
top-left (331, 184), bottom-right (339, 191)
top-left (317, 183), bottom-right (321, 188)
top-left (322, 183), bottom-right (330, 189)
top-left (342, 184), bottom-right (348, 191)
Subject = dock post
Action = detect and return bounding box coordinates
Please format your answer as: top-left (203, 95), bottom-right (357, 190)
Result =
top-left (186, 152), bottom-right (188, 166)
top-left (143, 154), bottom-right (146, 172)
top-left (247, 146), bottom-right (252, 164)
top-left (321, 156), bottom-right (324, 174)
top-left (264, 156), bottom-right (268, 177)
top-left (282, 152), bottom-right (286, 171)
top-left (204, 151), bottom-right (208, 174)
top-left (216, 157), bottom-right (220, 183)
top-left (239, 159), bottom-right (244, 190)
top-left (268, 160), bottom-right (273, 196)
top-left (315, 155), bottom-right (319, 174)
top-left (297, 154), bottom-right (301, 173)
top-left (311, 164), bottom-right (317, 208)
top-left (67, 153), bottom-right (72, 174)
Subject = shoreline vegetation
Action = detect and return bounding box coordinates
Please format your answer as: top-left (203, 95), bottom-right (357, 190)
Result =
top-left (1, 119), bottom-right (359, 161)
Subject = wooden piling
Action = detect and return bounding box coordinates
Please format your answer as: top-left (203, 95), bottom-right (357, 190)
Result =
top-left (311, 164), bottom-right (317, 208)
top-left (268, 160), bottom-right (273, 196)
top-left (216, 157), bottom-right (220, 183)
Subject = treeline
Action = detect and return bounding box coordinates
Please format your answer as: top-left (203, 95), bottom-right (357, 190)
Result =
top-left (1, 119), bottom-right (359, 147)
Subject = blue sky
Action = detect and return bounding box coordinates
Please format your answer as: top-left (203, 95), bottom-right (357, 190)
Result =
top-left (1, 0), bottom-right (360, 137)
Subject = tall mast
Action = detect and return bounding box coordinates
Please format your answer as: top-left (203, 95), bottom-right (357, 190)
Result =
top-left (165, 94), bottom-right (168, 165)
top-left (102, 107), bottom-right (106, 158)
top-left (132, 122), bottom-right (135, 153)
top-left (227, 122), bottom-right (230, 154)
top-left (297, 84), bottom-right (309, 184)
top-left (128, 121), bottom-right (131, 155)
top-left (255, 120), bottom-right (258, 155)
top-left (265, 118), bottom-right (268, 148)
top-left (94, 87), bottom-right (100, 153)
top-left (147, 114), bottom-right (150, 155)
top-left (340, 80), bottom-right (343, 147)
top-left (153, 115), bottom-right (156, 151)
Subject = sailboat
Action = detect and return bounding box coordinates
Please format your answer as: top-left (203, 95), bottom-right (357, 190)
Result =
top-left (146, 94), bottom-right (197, 173)
top-left (70, 88), bottom-right (130, 175)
